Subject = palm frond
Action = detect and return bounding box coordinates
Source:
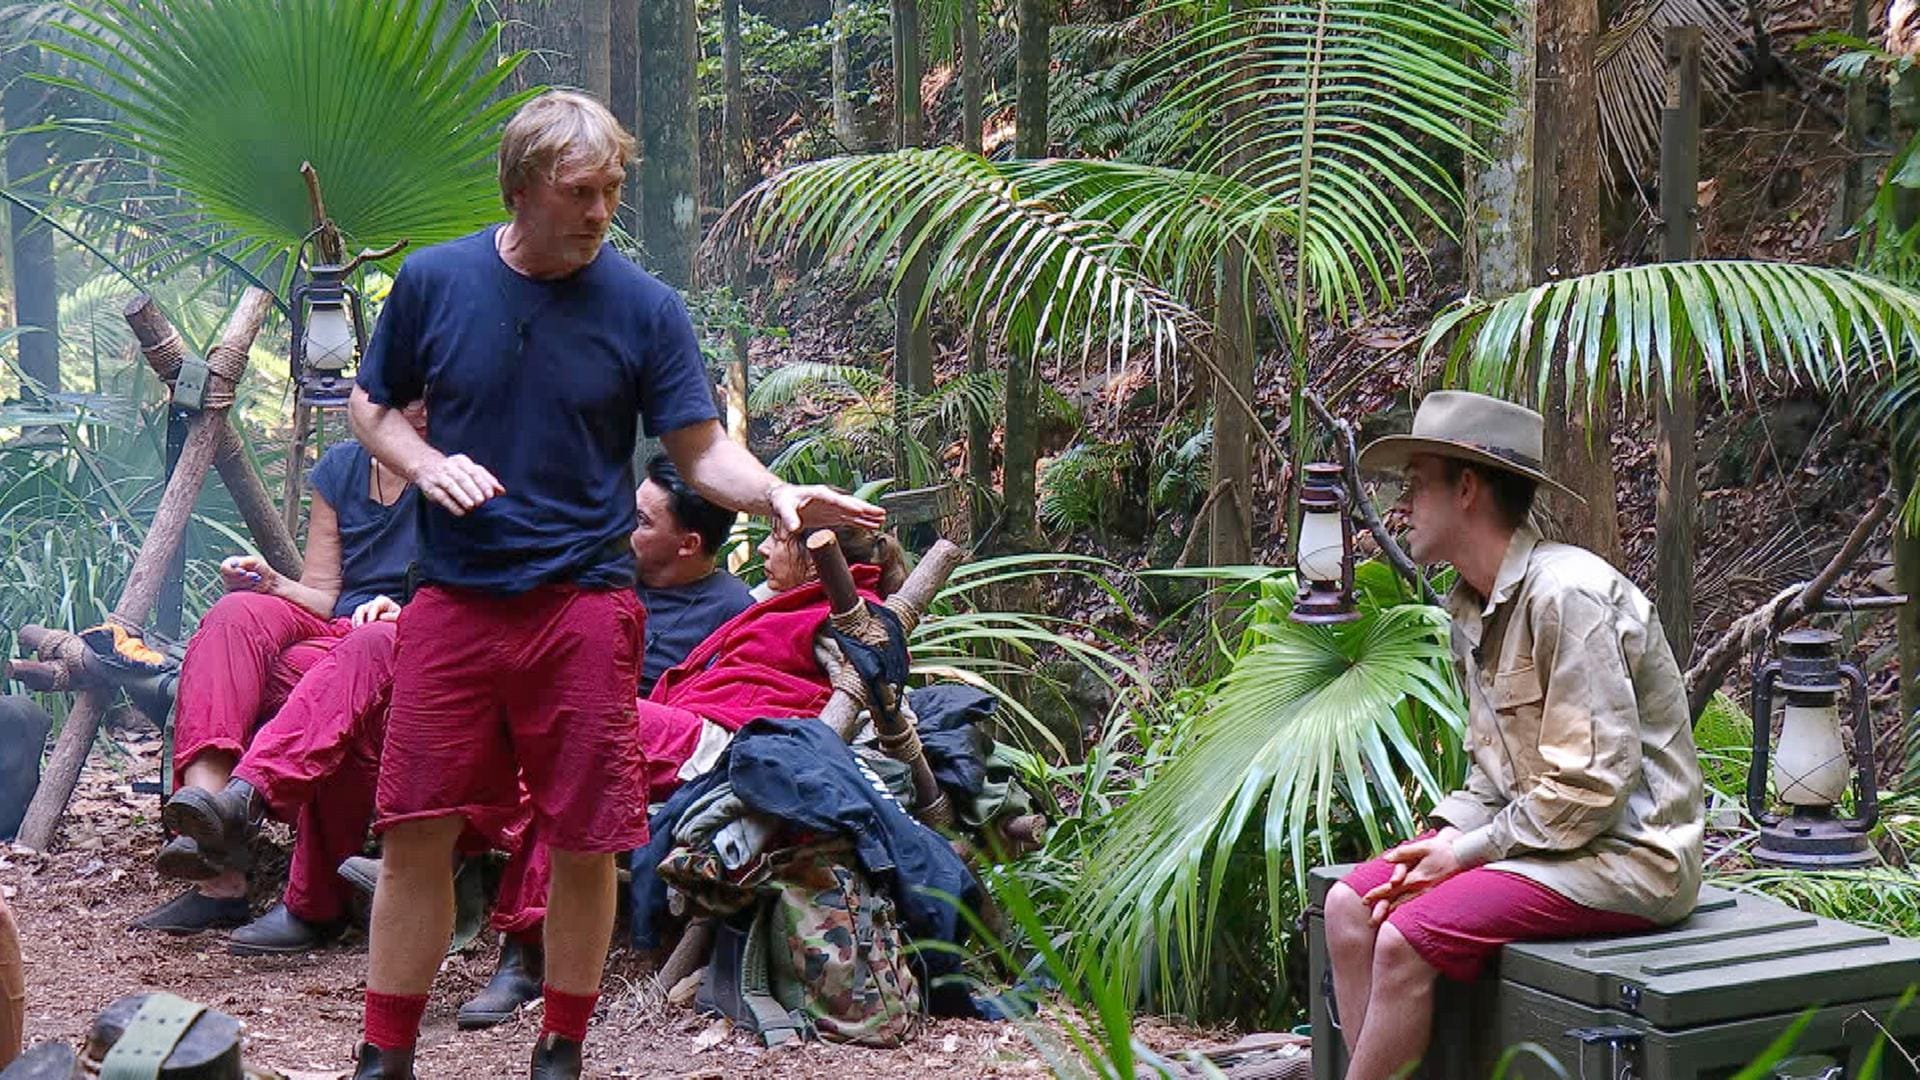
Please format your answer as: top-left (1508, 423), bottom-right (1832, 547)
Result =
top-left (38, 0), bottom-right (527, 274)
top-left (1158, 0), bottom-right (1513, 322)
top-left (1596, 0), bottom-right (1752, 178)
top-left (713, 146), bottom-right (1209, 371)
top-left (1431, 260), bottom-right (1920, 409)
top-left (1063, 563), bottom-right (1464, 1017)
top-left (747, 360), bottom-right (887, 412)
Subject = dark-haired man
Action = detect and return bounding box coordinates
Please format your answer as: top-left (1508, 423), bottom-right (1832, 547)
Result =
top-left (1324, 391), bottom-right (1703, 1080)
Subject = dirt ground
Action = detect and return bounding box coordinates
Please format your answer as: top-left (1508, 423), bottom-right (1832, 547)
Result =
top-left (3, 723), bottom-right (1208, 1078)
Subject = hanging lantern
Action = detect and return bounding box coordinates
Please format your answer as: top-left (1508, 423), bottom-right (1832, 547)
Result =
top-left (1290, 462), bottom-right (1359, 624)
top-left (288, 230), bottom-right (366, 408)
top-left (1747, 628), bottom-right (1879, 868)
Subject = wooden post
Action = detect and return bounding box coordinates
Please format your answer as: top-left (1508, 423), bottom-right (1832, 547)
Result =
top-left (890, 0), bottom-right (934, 493)
top-left (1655, 26), bottom-right (1701, 667)
top-left (124, 295), bottom-right (302, 579)
top-left (16, 289), bottom-right (274, 852)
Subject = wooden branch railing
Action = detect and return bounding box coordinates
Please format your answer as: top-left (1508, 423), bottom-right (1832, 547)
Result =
top-left (15, 289), bottom-right (274, 852)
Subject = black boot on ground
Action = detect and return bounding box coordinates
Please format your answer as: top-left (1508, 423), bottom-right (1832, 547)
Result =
top-left (458, 937), bottom-right (544, 1029)
top-left (351, 1041), bottom-right (416, 1080)
top-left (163, 777), bottom-right (264, 867)
top-left (229, 901), bottom-right (342, 956)
top-left (529, 1033), bottom-right (582, 1080)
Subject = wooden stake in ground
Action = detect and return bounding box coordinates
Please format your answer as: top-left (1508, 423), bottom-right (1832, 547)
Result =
top-left (1655, 26), bottom-right (1702, 667)
top-left (15, 289), bottom-right (274, 852)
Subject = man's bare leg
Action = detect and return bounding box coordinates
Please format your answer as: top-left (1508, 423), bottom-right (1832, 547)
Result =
top-left (543, 848), bottom-right (617, 994)
top-left (181, 751), bottom-right (235, 795)
top-left (1325, 882), bottom-right (1378, 1055)
top-left (1344, 923), bottom-right (1439, 1080)
top-left (368, 816), bottom-right (464, 995)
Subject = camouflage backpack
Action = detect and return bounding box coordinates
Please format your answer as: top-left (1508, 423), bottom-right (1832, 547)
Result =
top-left (699, 840), bottom-right (922, 1047)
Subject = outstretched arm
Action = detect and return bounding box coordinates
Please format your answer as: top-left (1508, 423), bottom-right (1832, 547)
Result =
top-left (661, 419), bottom-right (884, 534)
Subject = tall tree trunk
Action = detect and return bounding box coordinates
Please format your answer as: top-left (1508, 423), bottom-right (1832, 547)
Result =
top-left (1466, 0), bottom-right (1623, 567)
top-left (832, 0), bottom-right (859, 149)
top-left (638, 0), bottom-right (701, 287)
top-left (1001, 0), bottom-right (1051, 550)
top-left (891, 0), bottom-right (934, 485)
top-left (544, 0), bottom-right (612, 99)
top-left (1893, 70), bottom-right (1920, 731)
top-left (1210, 1), bottom-right (1256, 576)
top-left (611, 0), bottom-right (641, 235)
top-left (4, 47), bottom-right (58, 399)
top-left (961, 3), bottom-right (993, 539)
top-left (722, 0), bottom-right (751, 452)
top-left (1654, 27), bottom-right (1700, 666)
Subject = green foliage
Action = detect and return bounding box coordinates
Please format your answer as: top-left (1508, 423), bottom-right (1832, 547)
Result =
top-left (38, 0), bottom-right (526, 275)
top-left (1059, 562), bottom-right (1465, 1020)
top-left (749, 359), bottom-right (1001, 490)
top-left (1038, 441), bottom-right (1135, 533)
top-left (1149, 416), bottom-right (1210, 514)
top-left (1694, 690), bottom-right (1755, 798)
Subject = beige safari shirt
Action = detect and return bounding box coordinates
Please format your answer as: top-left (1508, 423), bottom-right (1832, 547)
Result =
top-left (1429, 526), bottom-right (1704, 925)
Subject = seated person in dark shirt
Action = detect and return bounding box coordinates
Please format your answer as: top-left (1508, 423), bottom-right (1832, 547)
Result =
top-left (135, 409), bottom-right (425, 935)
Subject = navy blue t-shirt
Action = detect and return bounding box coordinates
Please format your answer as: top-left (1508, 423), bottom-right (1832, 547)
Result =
top-left (308, 441), bottom-right (421, 619)
top-left (635, 569), bottom-right (753, 695)
top-left (356, 226), bottom-right (720, 593)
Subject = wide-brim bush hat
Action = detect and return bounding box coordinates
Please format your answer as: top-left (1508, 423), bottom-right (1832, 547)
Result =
top-left (1357, 390), bottom-right (1584, 504)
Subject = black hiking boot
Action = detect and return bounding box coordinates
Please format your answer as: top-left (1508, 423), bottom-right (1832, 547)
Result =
top-left (229, 902), bottom-right (342, 956)
top-left (130, 888), bottom-right (249, 934)
top-left (351, 1042), bottom-right (416, 1080)
top-left (162, 778), bottom-right (263, 868)
top-left (152, 834), bottom-right (221, 881)
top-left (459, 937), bottom-right (544, 1029)
top-left (529, 1033), bottom-right (583, 1080)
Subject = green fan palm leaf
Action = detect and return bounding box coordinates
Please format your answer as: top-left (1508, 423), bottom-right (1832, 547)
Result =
top-left (1063, 562), bottom-right (1465, 1016)
top-left (38, 0), bottom-right (526, 274)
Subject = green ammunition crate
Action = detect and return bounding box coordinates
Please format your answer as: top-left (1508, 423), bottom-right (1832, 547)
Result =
top-left (1307, 865), bottom-right (1920, 1078)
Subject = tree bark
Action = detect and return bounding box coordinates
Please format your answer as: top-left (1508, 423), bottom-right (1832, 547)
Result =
top-left (960, 3), bottom-right (993, 538)
top-left (1899, 462), bottom-right (1920, 731)
top-left (611, 0), bottom-right (641, 235)
top-left (832, 0), bottom-right (859, 149)
top-left (17, 290), bottom-right (274, 852)
top-left (4, 46), bottom-right (59, 398)
top-left (722, 0), bottom-right (751, 452)
top-left (1210, 2), bottom-right (1256, 577)
top-left (891, 0), bottom-right (934, 484)
top-left (1001, 0), bottom-right (1052, 550)
top-left (1467, 0), bottom-right (1622, 566)
top-left (638, 0), bottom-right (701, 287)
top-left (550, 0), bottom-right (611, 99)
top-left (1655, 27), bottom-right (1701, 666)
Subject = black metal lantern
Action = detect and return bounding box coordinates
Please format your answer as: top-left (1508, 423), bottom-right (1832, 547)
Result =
top-left (287, 228), bottom-right (367, 408)
top-left (1291, 462), bottom-right (1359, 624)
top-left (1747, 628), bottom-right (1879, 869)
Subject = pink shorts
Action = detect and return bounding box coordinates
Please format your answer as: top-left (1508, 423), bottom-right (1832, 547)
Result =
top-left (375, 584), bottom-right (649, 854)
top-left (1340, 839), bottom-right (1655, 981)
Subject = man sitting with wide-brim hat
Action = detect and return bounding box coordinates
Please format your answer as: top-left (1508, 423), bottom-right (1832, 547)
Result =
top-left (1324, 390), bottom-right (1704, 1080)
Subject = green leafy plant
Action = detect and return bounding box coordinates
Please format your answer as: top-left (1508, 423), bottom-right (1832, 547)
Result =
top-left (36, 0), bottom-right (526, 277)
top-left (1059, 561), bottom-right (1466, 1019)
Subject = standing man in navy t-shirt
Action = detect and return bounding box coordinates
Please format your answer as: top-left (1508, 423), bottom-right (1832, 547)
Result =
top-left (346, 91), bottom-right (882, 1080)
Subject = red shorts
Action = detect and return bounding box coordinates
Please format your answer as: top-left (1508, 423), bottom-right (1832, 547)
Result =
top-left (374, 584), bottom-right (648, 854)
top-left (1340, 839), bottom-right (1655, 982)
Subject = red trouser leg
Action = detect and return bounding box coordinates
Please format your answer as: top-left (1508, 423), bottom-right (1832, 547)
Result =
top-left (491, 825), bottom-right (551, 939)
top-left (234, 622), bottom-right (399, 925)
top-left (234, 622), bottom-right (398, 812)
top-left (172, 591), bottom-right (343, 787)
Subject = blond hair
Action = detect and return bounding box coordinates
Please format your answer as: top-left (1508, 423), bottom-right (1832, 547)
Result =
top-left (497, 91), bottom-right (637, 210)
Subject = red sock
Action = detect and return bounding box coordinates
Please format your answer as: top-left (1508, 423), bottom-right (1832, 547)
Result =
top-left (541, 985), bottom-right (598, 1042)
top-left (363, 990), bottom-right (428, 1051)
